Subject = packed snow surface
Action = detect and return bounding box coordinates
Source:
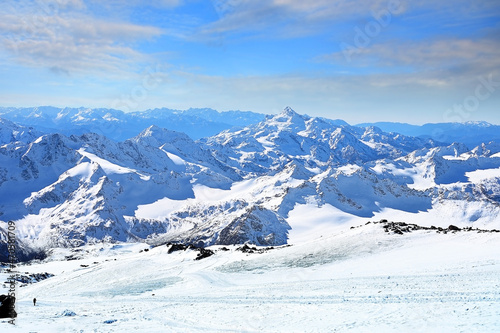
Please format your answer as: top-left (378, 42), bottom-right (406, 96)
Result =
top-left (2, 223), bottom-right (499, 332)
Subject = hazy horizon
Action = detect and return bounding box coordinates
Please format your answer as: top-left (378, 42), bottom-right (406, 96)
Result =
top-left (5, 104), bottom-right (500, 127)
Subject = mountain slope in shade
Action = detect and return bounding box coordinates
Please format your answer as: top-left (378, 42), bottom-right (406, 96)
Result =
top-left (0, 117), bottom-right (42, 144)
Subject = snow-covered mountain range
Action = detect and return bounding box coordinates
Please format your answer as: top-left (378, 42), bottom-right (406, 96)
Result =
top-left (357, 120), bottom-right (500, 148)
top-left (0, 106), bottom-right (265, 141)
top-left (1, 106), bottom-right (500, 260)
top-left (3, 106), bottom-right (499, 146)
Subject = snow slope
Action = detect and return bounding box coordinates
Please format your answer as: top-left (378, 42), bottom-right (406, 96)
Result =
top-left (1, 222), bottom-right (499, 332)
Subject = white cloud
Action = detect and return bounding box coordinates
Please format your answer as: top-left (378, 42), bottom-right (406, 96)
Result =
top-left (201, 0), bottom-right (499, 43)
top-left (321, 37), bottom-right (500, 86)
top-left (202, 0), bottom-right (408, 38)
top-left (0, 1), bottom-right (164, 77)
top-left (96, 0), bottom-right (181, 8)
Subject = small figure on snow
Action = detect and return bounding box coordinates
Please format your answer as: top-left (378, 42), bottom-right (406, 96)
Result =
top-left (33, 298), bottom-right (36, 306)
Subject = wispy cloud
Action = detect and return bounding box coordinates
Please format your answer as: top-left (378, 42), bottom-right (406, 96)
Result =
top-left (320, 37), bottom-right (500, 87)
top-left (201, 0), bottom-right (499, 46)
top-left (0, 1), bottom-right (165, 77)
top-left (202, 0), bottom-right (409, 39)
top-left (83, 0), bottom-right (182, 11)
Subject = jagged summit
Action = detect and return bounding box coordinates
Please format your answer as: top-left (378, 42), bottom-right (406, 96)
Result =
top-left (261, 107), bottom-right (309, 133)
top-left (282, 106), bottom-right (299, 116)
top-left (277, 106), bottom-right (309, 121)
top-left (133, 125), bottom-right (192, 146)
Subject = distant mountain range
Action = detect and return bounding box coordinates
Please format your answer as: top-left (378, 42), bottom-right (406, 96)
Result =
top-left (356, 121), bottom-right (500, 148)
top-left (1, 106), bottom-right (500, 261)
top-left (0, 106), bottom-right (266, 141)
top-left (1, 106), bottom-right (498, 147)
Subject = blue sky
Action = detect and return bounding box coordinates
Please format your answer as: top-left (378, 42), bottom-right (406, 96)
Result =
top-left (0, 0), bottom-right (499, 124)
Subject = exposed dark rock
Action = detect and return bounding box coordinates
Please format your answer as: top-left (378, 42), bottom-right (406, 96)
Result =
top-left (195, 248), bottom-right (215, 260)
top-left (64, 255), bottom-right (80, 261)
top-left (0, 237), bottom-right (47, 263)
top-left (167, 242), bottom-right (215, 260)
top-left (235, 244), bottom-right (280, 254)
top-left (361, 220), bottom-right (500, 235)
top-left (60, 310), bottom-right (76, 317)
top-left (13, 272), bottom-right (54, 286)
top-left (167, 243), bottom-right (189, 253)
top-left (382, 222), bottom-right (424, 234)
top-left (0, 294), bottom-right (16, 318)
top-left (237, 244), bottom-right (257, 253)
top-left (217, 206), bottom-right (290, 246)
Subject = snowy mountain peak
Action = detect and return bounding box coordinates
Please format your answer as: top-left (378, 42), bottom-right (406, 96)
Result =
top-left (279, 107), bottom-right (309, 121)
top-left (362, 126), bottom-right (383, 136)
top-left (263, 107), bottom-right (310, 133)
top-left (464, 120), bottom-right (492, 127)
top-left (133, 125), bottom-right (193, 147)
top-left (283, 106), bottom-right (297, 116)
top-left (140, 124), bottom-right (189, 139)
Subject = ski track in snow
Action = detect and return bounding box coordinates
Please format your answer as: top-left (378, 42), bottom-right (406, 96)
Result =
top-left (2, 225), bottom-right (500, 332)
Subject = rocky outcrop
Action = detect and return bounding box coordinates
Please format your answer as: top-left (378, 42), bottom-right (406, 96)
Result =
top-left (0, 295), bottom-right (16, 318)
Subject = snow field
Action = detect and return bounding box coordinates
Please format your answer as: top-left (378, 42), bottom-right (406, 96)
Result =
top-left (1, 224), bottom-right (499, 332)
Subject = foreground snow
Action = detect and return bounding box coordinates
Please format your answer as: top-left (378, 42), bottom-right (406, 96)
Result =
top-left (2, 223), bottom-right (499, 332)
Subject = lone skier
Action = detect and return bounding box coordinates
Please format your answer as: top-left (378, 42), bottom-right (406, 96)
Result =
top-left (33, 298), bottom-right (36, 306)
